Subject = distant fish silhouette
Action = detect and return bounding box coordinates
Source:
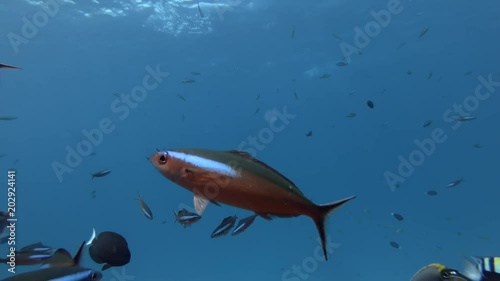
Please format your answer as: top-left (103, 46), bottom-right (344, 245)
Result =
top-left (0, 63), bottom-right (21, 70)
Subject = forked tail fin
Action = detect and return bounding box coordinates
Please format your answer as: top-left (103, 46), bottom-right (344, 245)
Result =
top-left (313, 195), bottom-right (356, 261)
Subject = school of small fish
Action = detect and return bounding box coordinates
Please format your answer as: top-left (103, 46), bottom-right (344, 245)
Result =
top-left (0, 5), bottom-right (496, 281)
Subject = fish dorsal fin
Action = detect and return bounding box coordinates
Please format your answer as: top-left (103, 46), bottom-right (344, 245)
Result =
top-left (43, 249), bottom-right (74, 267)
top-left (72, 241), bottom-right (86, 266)
top-left (194, 194), bottom-right (209, 215)
top-left (224, 150), bottom-right (304, 196)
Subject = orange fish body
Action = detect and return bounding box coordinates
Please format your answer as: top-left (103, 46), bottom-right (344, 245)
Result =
top-left (150, 148), bottom-right (355, 260)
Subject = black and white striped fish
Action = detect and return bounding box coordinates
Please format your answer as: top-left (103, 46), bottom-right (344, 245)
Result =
top-left (463, 257), bottom-right (500, 281)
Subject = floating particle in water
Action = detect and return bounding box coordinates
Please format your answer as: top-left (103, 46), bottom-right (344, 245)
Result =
top-left (390, 241), bottom-right (401, 249)
top-left (426, 190), bottom-right (438, 196)
top-left (391, 213), bottom-right (404, 221)
top-left (336, 61), bottom-right (348, 66)
top-left (423, 120), bottom-right (432, 128)
top-left (264, 109), bottom-right (278, 122)
top-left (366, 100), bottom-right (374, 109)
top-left (305, 131), bottom-right (312, 137)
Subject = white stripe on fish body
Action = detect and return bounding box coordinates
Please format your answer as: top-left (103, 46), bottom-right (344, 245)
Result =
top-left (50, 269), bottom-right (94, 281)
top-left (484, 258), bottom-right (491, 272)
top-left (142, 209), bottom-right (152, 220)
top-left (168, 151), bottom-right (240, 178)
top-left (178, 215), bottom-right (200, 221)
top-left (28, 254), bottom-right (52, 259)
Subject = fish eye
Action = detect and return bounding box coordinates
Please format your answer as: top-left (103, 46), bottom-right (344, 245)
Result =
top-left (441, 269), bottom-right (457, 279)
top-left (158, 153), bottom-right (167, 164)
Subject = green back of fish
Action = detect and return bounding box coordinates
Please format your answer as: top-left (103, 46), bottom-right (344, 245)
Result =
top-left (173, 149), bottom-right (310, 202)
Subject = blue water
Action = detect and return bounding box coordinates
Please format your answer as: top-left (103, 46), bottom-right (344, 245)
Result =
top-left (0, 0), bottom-right (499, 280)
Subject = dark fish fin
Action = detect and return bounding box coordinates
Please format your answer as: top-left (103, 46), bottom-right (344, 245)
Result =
top-left (257, 213), bottom-right (299, 220)
top-left (256, 213), bottom-right (274, 220)
top-left (44, 248), bottom-right (73, 267)
top-left (90, 173), bottom-right (95, 179)
top-left (102, 264), bottom-right (112, 271)
top-left (0, 63), bottom-right (21, 70)
top-left (173, 210), bottom-right (177, 224)
top-left (72, 241), bottom-right (86, 266)
top-left (313, 196), bottom-right (356, 261)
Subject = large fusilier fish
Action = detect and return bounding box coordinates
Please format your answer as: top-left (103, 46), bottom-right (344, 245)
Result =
top-left (150, 148), bottom-right (355, 260)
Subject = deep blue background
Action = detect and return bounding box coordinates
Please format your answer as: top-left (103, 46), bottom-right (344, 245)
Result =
top-left (0, 0), bottom-right (498, 280)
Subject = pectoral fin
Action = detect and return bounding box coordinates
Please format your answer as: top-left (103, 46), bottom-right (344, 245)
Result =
top-left (194, 194), bottom-right (209, 215)
top-left (102, 264), bottom-right (112, 271)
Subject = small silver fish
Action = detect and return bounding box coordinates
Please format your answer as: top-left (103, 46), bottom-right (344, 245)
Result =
top-left (17, 242), bottom-right (53, 254)
top-left (174, 208), bottom-right (201, 228)
top-left (423, 120), bottom-right (432, 128)
top-left (181, 79), bottom-right (196, 84)
top-left (448, 178), bottom-right (464, 188)
top-left (418, 26), bottom-right (430, 38)
top-left (231, 214), bottom-right (258, 236)
top-left (137, 193), bottom-right (153, 220)
top-left (0, 63), bottom-right (21, 70)
top-left (336, 61), bottom-right (348, 67)
top-left (211, 215), bottom-right (237, 238)
top-left (473, 144), bottom-right (483, 148)
top-left (319, 73), bottom-right (331, 79)
top-left (455, 116), bottom-right (476, 122)
top-left (346, 112), bottom-right (356, 118)
top-left (91, 170), bottom-right (111, 179)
